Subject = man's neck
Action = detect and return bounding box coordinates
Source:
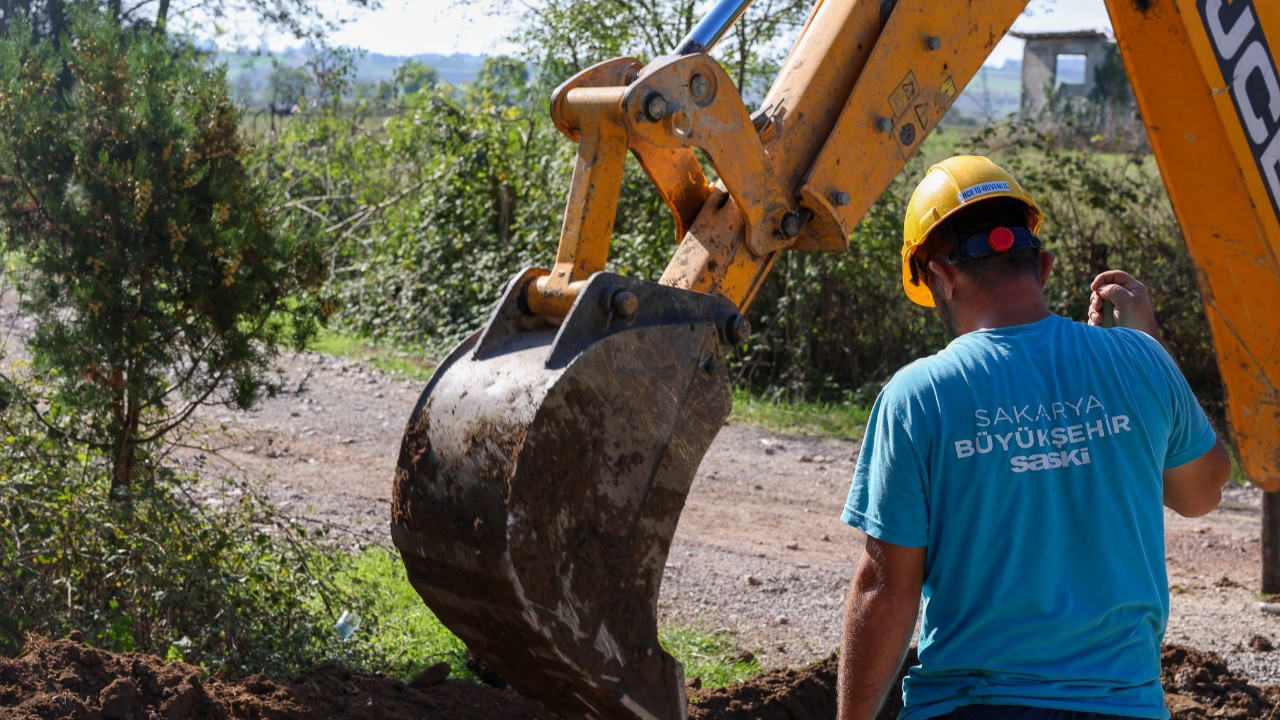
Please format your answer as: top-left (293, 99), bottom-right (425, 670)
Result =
top-left (956, 283), bottom-right (1052, 334)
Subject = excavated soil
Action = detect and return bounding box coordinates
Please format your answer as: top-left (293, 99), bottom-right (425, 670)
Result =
top-left (0, 634), bottom-right (548, 720)
top-left (3, 635), bottom-right (1276, 719)
top-left (686, 644), bottom-right (1280, 719)
top-left (1161, 645), bottom-right (1280, 719)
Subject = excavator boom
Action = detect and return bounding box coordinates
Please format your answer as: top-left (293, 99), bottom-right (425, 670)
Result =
top-left (392, 1), bottom-right (1280, 717)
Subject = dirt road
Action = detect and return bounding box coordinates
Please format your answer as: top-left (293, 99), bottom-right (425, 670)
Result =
top-left (184, 350), bottom-right (1280, 686)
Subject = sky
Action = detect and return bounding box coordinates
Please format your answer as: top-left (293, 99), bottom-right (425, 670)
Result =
top-left (249, 0), bottom-right (1114, 66)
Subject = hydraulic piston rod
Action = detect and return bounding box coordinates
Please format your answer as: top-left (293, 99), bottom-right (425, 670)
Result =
top-left (674, 0), bottom-right (755, 54)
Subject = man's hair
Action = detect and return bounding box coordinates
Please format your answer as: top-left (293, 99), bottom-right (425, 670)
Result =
top-left (915, 197), bottom-right (1041, 289)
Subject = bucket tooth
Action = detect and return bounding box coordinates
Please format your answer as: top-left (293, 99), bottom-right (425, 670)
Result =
top-left (392, 270), bottom-right (737, 719)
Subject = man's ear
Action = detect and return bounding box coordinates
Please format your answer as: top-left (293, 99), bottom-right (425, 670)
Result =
top-left (926, 258), bottom-right (958, 301)
top-left (1038, 250), bottom-right (1056, 288)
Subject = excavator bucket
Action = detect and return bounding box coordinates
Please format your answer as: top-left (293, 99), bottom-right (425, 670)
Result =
top-left (391, 268), bottom-right (742, 719)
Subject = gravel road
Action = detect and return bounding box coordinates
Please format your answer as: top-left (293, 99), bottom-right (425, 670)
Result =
top-left (175, 350), bottom-right (1280, 686)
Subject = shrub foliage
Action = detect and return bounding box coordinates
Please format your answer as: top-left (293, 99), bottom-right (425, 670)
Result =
top-left (736, 124), bottom-right (1220, 423)
top-left (0, 387), bottom-right (345, 675)
top-left (0, 11), bottom-right (327, 492)
top-left (259, 56), bottom-right (1218, 424)
top-left (263, 54), bottom-right (673, 353)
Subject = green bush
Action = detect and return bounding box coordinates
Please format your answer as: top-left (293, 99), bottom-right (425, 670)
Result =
top-left (0, 372), bottom-right (486, 678)
top-left (0, 10), bottom-right (327, 493)
top-left (0, 388), bottom-right (346, 674)
top-left (262, 60), bottom-right (560, 352)
top-left (737, 123), bottom-right (1220, 425)
top-left (256, 54), bottom-right (1218, 428)
top-left (265, 55), bottom-right (674, 356)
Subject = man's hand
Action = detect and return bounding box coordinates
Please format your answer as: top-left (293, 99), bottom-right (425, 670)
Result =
top-left (1088, 270), bottom-right (1162, 339)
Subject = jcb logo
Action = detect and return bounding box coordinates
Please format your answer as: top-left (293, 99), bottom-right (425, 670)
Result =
top-left (1199, 0), bottom-right (1280, 221)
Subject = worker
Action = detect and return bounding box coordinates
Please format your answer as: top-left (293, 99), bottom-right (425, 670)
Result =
top-left (835, 155), bottom-right (1232, 720)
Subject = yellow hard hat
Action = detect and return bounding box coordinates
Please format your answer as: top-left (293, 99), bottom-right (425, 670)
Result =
top-left (901, 155), bottom-right (1043, 307)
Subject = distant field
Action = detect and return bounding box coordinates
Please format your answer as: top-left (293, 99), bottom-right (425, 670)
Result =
top-left (216, 47), bottom-right (1022, 123)
top-left (949, 64), bottom-right (1021, 122)
top-left (217, 48), bottom-right (487, 105)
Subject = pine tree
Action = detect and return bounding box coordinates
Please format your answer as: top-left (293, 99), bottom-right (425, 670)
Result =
top-left (0, 9), bottom-right (328, 494)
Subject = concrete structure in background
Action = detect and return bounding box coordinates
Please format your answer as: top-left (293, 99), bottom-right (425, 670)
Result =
top-left (1012, 30), bottom-right (1111, 115)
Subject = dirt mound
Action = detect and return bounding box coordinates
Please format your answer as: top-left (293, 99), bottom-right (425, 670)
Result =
top-left (1162, 644), bottom-right (1280, 719)
top-left (688, 645), bottom-right (1280, 720)
top-left (0, 634), bottom-right (547, 720)
top-left (687, 649), bottom-right (912, 720)
top-left (687, 653), bottom-right (839, 719)
top-left (4, 635), bottom-right (1277, 719)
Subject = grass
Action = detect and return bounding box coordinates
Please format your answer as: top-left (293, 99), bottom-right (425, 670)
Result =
top-left (308, 327), bottom-right (438, 380)
top-left (730, 388), bottom-right (871, 439)
top-left (330, 547), bottom-right (473, 680)
top-left (659, 626), bottom-right (760, 688)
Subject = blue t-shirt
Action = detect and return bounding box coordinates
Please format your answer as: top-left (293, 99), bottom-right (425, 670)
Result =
top-left (842, 314), bottom-right (1217, 720)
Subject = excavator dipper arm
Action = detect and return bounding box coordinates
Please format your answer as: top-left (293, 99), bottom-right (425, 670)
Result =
top-left (1105, 0), bottom-right (1280, 490)
top-left (393, 0), bottom-right (1280, 717)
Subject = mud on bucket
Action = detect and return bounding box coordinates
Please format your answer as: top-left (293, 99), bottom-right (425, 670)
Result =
top-left (391, 268), bottom-right (741, 720)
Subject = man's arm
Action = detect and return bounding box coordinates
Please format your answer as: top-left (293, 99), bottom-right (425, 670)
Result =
top-left (1164, 440), bottom-right (1231, 517)
top-left (1088, 269), bottom-right (1231, 517)
top-left (837, 535), bottom-right (925, 720)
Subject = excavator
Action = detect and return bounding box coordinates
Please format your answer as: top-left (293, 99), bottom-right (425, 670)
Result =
top-left (390, 0), bottom-right (1280, 717)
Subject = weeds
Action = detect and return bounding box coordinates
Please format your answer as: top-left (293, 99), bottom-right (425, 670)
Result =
top-left (659, 627), bottom-right (760, 689)
top-left (325, 547), bottom-right (471, 680)
top-left (309, 328), bottom-right (439, 381)
top-left (730, 387), bottom-right (872, 439)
